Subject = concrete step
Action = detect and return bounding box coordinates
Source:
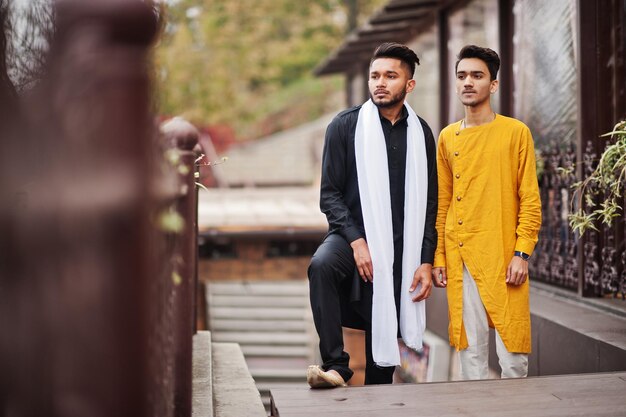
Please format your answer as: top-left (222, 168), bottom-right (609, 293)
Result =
top-left (255, 382), bottom-right (310, 414)
top-left (192, 331), bottom-right (213, 417)
top-left (210, 307), bottom-right (308, 320)
top-left (241, 344), bottom-right (311, 358)
top-left (208, 294), bottom-right (309, 308)
top-left (246, 356), bottom-right (310, 371)
top-left (250, 367), bottom-right (305, 383)
top-left (206, 280), bottom-right (316, 416)
top-left (211, 342), bottom-right (266, 417)
top-left (207, 281), bottom-right (309, 296)
top-left (257, 382), bottom-right (310, 410)
top-left (256, 381), bottom-right (309, 396)
top-left (211, 331), bottom-right (309, 346)
top-left (210, 318), bottom-right (307, 332)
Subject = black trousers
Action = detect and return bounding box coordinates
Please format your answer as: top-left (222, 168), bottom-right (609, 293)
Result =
top-left (308, 233), bottom-right (397, 385)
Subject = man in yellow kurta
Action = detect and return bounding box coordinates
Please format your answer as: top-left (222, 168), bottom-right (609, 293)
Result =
top-left (433, 45), bottom-right (541, 379)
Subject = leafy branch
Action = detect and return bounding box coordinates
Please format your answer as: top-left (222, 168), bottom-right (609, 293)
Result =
top-left (568, 121), bottom-right (626, 235)
top-left (194, 154), bottom-right (228, 191)
top-left (157, 151), bottom-right (227, 236)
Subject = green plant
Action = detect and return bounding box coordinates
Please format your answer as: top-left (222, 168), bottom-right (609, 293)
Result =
top-left (568, 121), bottom-right (626, 235)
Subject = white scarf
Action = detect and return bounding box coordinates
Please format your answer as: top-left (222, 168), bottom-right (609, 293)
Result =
top-left (355, 99), bottom-right (428, 366)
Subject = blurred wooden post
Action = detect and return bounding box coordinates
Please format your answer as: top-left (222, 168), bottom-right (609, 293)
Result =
top-left (193, 143), bottom-right (205, 332)
top-left (0, 1), bottom-right (159, 416)
top-left (161, 117), bottom-right (200, 417)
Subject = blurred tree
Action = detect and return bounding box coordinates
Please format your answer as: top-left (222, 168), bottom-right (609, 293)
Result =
top-left (0, 1), bottom-right (17, 102)
top-left (0, 0), bottom-right (54, 93)
top-left (156, 0), bottom-right (386, 139)
top-left (0, 0), bottom-right (54, 179)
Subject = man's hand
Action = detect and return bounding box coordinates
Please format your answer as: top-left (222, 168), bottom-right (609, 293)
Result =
top-left (432, 267), bottom-right (447, 288)
top-left (350, 238), bottom-right (373, 282)
top-left (410, 263), bottom-right (433, 302)
top-left (506, 256), bottom-right (528, 285)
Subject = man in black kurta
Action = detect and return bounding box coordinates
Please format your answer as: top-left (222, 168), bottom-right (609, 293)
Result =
top-left (307, 43), bottom-right (438, 387)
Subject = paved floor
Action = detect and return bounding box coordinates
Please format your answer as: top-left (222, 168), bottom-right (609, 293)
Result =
top-left (270, 371), bottom-right (626, 416)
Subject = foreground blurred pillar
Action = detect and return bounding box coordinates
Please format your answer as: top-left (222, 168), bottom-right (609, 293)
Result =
top-left (0, 1), bottom-right (159, 416)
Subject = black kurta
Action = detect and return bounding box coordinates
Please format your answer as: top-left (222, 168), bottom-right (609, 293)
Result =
top-left (320, 104), bottom-right (438, 262)
top-left (318, 103), bottom-right (438, 329)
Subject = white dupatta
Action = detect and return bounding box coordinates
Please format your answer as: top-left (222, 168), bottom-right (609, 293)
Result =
top-left (354, 99), bottom-right (428, 366)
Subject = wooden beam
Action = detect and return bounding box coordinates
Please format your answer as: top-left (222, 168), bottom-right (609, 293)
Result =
top-left (315, 0), bottom-right (440, 76)
top-left (498, 0), bottom-right (514, 117)
top-left (370, 8), bottom-right (431, 25)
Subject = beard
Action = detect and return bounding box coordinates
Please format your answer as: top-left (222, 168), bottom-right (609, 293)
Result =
top-left (370, 89), bottom-right (407, 108)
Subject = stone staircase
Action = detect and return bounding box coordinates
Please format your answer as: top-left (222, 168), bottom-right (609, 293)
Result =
top-left (192, 331), bottom-right (266, 417)
top-left (205, 281), bottom-right (315, 413)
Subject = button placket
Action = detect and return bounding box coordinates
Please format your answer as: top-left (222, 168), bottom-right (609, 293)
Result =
top-left (453, 141), bottom-right (464, 249)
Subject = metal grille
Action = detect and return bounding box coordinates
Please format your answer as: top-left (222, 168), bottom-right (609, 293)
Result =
top-left (531, 145), bottom-right (579, 290)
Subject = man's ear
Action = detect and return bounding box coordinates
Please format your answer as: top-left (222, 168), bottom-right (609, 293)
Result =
top-left (490, 79), bottom-right (499, 94)
top-left (406, 79), bottom-right (416, 93)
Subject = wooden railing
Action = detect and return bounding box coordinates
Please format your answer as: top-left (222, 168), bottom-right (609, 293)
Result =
top-left (0, 1), bottom-right (202, 416)
top-left (158, 117), bottom-right (201, 417)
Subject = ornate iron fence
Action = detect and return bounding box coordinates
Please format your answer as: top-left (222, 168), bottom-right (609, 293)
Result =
top-left (530, 145), bottom-right (579, 290)
top-left (530, 137), bottom-right (626, 299)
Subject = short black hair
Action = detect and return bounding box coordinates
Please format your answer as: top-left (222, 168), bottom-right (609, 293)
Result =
top-left (455, 45), bottom-right (500, 81)
top-left (370, 42), bottom-right (420, 78)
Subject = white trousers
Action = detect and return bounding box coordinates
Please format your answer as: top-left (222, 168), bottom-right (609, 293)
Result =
top-left (459, 265), bottom-right (528, 379)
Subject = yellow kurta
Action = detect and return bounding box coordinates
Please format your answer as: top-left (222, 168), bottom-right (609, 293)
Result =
top-left (434, 114), bottom-right (541, 353)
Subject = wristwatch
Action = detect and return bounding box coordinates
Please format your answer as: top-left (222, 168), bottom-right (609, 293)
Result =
top-left (514, 251), bottom-right (530, 261)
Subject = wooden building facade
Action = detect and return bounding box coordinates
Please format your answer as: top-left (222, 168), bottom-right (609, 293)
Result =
top-left (315, 0), bottom-right (626, 378)
top-left (316, 0), bottom-right (626, 300)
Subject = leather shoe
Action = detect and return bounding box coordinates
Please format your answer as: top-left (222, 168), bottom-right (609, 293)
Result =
top-left (306, 365), bottom-right (347, 388)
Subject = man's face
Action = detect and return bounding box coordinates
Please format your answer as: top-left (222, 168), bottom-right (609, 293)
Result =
top-left (455, 58), bottom-right (498, 107)
top-left (368, 57), bottom-right (415, 108)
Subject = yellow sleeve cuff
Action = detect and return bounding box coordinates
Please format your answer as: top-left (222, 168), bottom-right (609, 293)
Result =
top-left (434, 253), bottom-right (446, 268)
top-left (515, 238), bottom-right (537, 256)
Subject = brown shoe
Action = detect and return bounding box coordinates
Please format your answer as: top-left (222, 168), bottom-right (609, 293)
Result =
top-left (306, 365), bottom-right (347, 389)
